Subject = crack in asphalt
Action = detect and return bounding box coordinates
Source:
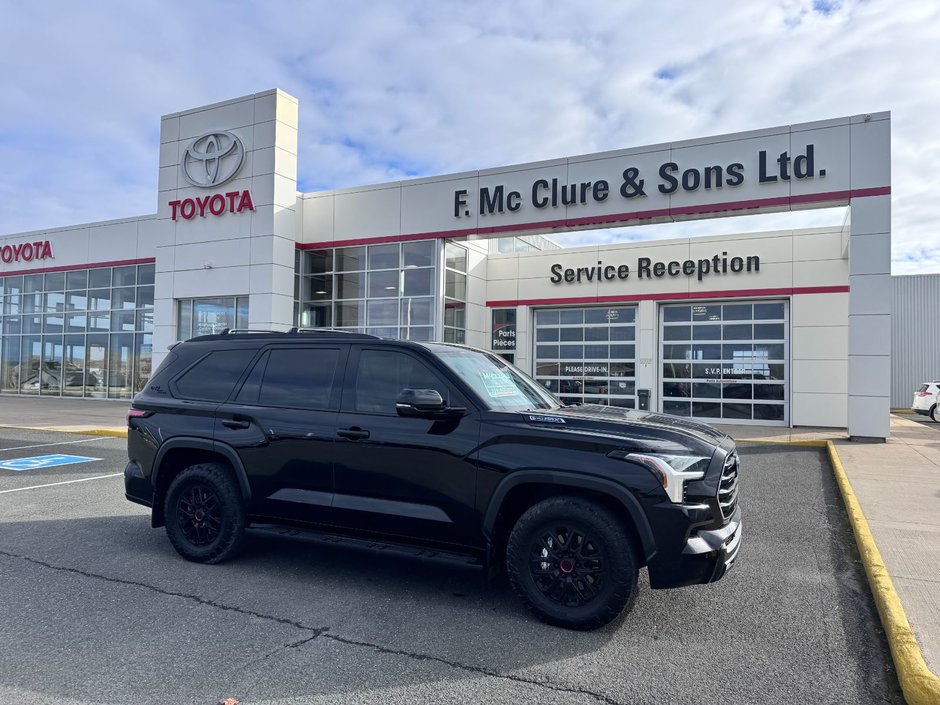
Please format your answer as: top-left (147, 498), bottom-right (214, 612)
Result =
top-left (0, 549), bottom-right (626, 705)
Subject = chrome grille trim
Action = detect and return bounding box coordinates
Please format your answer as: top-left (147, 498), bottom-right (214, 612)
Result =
top-left (718, 451), bottom-right (739, 521)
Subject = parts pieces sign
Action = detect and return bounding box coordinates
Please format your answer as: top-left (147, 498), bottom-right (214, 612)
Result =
top-left (0, 454), bottom-right (101, 472)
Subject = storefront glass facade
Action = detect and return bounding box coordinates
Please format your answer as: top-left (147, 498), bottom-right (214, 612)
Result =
top-left (0, 264), bottom-right (155, 399)
top-left (294, 240), bottom-right (468, 343)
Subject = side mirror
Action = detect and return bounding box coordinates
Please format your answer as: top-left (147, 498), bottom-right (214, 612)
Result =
top-left (396, 388), bottom-right (465, 419)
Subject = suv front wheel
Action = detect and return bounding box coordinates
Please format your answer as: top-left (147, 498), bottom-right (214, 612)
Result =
top-left (506, 496), bottom-right (638, 630)
top-left (164, 462), bottom-right (247, 564)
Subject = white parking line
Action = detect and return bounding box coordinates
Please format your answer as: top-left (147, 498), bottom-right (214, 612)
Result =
top-left (0, 473), bottom-right (123, 494)
top-left (0, 436), bottom-right (122, 453)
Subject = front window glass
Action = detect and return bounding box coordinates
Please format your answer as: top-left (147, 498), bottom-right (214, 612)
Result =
top-left (427, 344), bottom-right (560, 411)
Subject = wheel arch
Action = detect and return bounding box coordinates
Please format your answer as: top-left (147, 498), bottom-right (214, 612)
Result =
top-left (482, 471), bottom-right (657, 565)
top-left (151, 438), bottom-right (251, 528)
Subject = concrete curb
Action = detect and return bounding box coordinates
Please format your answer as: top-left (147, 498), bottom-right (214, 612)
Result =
top-left (826, 440), bottom-right (940, 705)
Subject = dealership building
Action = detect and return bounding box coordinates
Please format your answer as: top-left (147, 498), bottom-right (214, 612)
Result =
top-left (0, 89), bottom-right (902, 439)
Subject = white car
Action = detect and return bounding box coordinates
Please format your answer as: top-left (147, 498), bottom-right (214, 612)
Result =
top-left (912, 381), bottom-right (940, 421)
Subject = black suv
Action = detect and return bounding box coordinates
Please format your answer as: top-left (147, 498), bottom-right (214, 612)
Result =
top-left (125, 330), bottom-right (741, 630)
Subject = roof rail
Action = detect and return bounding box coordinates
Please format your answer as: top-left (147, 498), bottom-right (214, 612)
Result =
top-left (288, 327), bottom-right (379, 337)
top-left (219, 328), bottom-right (281, 335)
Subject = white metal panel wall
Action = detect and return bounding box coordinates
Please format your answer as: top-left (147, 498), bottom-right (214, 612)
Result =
top-left (891, 274), bottom-right (940, 407)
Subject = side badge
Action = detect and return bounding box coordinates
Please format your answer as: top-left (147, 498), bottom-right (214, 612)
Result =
top-left (527, 415), bottom-right (566, 424)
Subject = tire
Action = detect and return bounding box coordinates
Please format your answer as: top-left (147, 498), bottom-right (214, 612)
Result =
top-left (164, 462), bottom-right (246, 564)
top-left (506, 496), bottom-right (638, 630)
top-left (931, 405), bottom-right (939, 422)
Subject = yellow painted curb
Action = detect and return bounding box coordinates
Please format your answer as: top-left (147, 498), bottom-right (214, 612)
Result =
top-left (891, 408), bottom-right (916, 415)
top-left (733, 438), bottom-right (829, 447)
top-left (826, 441), bottom-right (940, 705)
top-left (0, 424), bottom-right (128, 438)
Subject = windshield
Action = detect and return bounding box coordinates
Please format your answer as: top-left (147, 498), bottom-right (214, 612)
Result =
top-left (425, 344), bottom-right (561, 411)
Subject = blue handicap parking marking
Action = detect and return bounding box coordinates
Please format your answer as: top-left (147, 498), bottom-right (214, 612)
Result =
top-left (0, 454), bottom-right (102, 472)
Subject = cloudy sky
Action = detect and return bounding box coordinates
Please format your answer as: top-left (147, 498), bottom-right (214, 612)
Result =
top-left (0, 0), bottom-right (936, 273)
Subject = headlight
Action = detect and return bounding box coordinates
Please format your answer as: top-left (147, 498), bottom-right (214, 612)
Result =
top-left (625, 453), bottom-right (710, 503)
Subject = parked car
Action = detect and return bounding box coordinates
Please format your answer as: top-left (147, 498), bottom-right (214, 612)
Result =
top-left (125, 330), bottom-right (741, 630)
top-left (912, 381), bottom-right (940, 421)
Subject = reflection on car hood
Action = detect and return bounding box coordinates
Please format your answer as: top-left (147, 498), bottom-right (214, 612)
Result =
top-left (520, 404), bottom-right (729, 453)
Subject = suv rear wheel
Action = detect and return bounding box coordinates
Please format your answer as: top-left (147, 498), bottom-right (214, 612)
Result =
top-left (931, 405), bottom-right (939, 422)
top-left (164, 462), bottom-right (246, 564)
top-left (506, 496), bottom-right (638, 630)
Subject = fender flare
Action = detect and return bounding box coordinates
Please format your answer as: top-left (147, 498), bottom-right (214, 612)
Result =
top-left (482, 470), bottom-right (657, 562)
top-left (152, 436), bottom-right (252, 502)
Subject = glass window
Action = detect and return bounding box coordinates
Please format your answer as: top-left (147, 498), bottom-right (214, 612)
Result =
top-left (175, 349), bottom-right (256, 401)
top-left (368, 270), bottom-right (400, 298)
top-left (44, 272), bottom-right (65, 291)
top-left (368, 244), bottom-right (400, 270)
top-left (400, 298), bottom-right (434, 327)
top-left (177, 297), bottom-right (249, 340)
top-left (66, 270), bottom-right (88, 290)
top-left (336, 272), bottom-right (365, 300)
top-left (89, 268), bottom-right (111, 288)
top-left (137, 286), bottom-right (154, 309)
top-left (444, 242), bottom-right (468, 272)
top-left (137, 265), bottom-right (155, 286)
top-left (403, 240), bottom-right (435, 268)
top-left (352, 350), bottom-right (447, 414)
top-left (367, 299), bottom-right (398, 326)
top-left (444, 270), bottom-right (466, 300)
top-left (259, 348), bottom-right (340, 409)
top-left (23, 274), bottom-right (44, 293)
top-left (403, 268), bottom-right (433, 297)
top-left (335, 247), bottom-right (365, 272)
top-left (303, 249), bottom-right (332, 276)
top-left (112, 266), bottom-right (137, 287)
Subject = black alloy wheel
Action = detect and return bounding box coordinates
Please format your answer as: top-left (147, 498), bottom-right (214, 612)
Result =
top-left (176, 483), bottom-right (223, 547)
top-left (506, 496), bottom-right (638, 630)
top-left (164, 462), bottom-right (246, 564)
top-left (529, 525), bottom-right (606, 607)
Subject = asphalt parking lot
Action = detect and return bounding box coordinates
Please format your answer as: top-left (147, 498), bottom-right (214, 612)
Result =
top-left (0, 428), bottom-right (903, 705)
top-left (901, 410), bottom-right (940, 428)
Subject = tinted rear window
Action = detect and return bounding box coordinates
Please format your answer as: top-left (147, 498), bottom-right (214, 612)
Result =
top-left (174, 349), bottom-right (256, 401)
top-left (259, 348), bottom-right (341, 409)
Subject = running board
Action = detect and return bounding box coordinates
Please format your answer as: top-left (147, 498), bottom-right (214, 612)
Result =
top-left (250, 523), bottom-right (484, 568)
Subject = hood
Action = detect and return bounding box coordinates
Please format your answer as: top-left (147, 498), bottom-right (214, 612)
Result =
top-left (520, 404), bottom-right (728, 455)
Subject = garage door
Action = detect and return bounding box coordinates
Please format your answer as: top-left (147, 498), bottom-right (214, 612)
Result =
top-left (660, 301), bottom-right (788, 425)
top-left (533, 306), bottom-right (637, 408)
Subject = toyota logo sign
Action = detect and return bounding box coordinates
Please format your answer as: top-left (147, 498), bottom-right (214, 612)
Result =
top-left (181, 131), bottom-right (245, 188)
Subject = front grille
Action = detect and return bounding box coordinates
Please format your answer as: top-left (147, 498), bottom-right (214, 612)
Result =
top-left (718, 451), bottom-right (739, 521)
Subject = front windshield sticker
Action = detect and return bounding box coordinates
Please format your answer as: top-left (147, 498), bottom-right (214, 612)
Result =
top-left (478, 369), bottom-right (521, 398)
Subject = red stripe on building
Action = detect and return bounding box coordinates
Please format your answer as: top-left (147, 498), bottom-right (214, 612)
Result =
top-left (0, 257), bottom-right (156, 277)
top-left (486, 285), bottom-right (850, 308)
top-left (296, 187), bottom-right (890, 250)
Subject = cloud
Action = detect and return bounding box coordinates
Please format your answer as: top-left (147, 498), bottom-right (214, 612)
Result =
top-left (0, 0), bottom-right (937, 273)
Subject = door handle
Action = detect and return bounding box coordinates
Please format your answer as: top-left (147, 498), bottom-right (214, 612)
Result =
top-left (336, 427), bottom-right (370, 440)
top-left (222, 419), bottom-right (251, 430)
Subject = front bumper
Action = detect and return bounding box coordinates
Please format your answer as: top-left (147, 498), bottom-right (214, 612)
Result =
top-left (647, 506), bottom-right (742, 588)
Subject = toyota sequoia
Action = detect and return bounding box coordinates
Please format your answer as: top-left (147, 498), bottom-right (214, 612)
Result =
top-left (125, 330), bottom-right (742, 630)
